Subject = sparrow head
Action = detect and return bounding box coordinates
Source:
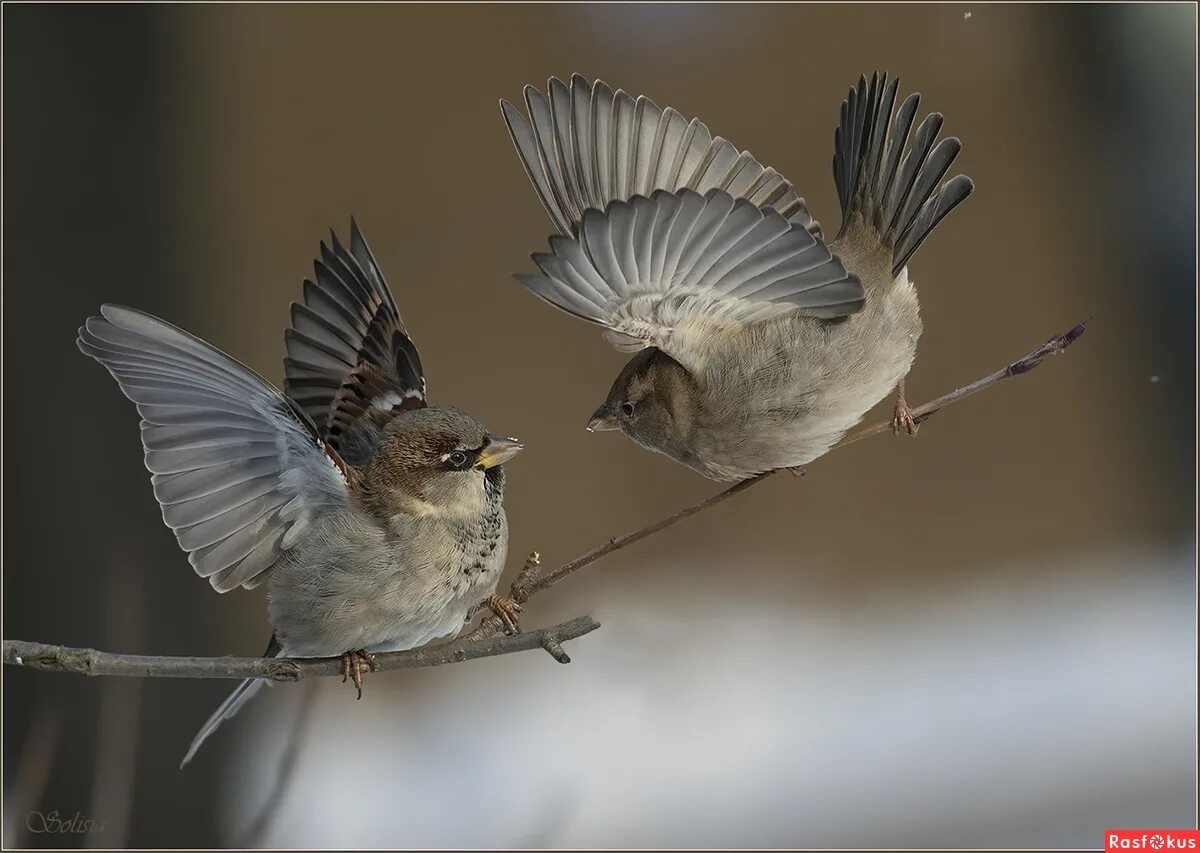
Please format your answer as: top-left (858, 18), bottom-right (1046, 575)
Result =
top-left (364, 407), bottom-right (522, 518)
top-left (587, 348), bottom-right (700, 461)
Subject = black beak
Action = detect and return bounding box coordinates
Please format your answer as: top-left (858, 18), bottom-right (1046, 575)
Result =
top-left (586, 403), bottom-right (619, 433)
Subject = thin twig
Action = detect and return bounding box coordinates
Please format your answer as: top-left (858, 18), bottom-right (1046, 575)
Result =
top-left (460, 551), bottom-right (544, 643)
top-left (838, 320), bottom-right (1089, 446)
top-left (2, 615), bottom-right (600, 681)
top-left (2, 321), bottom-right (1085, 680)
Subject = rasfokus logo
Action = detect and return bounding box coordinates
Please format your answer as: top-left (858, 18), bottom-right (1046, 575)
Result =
top-left (1106, 830), bottom-right (1200, 851)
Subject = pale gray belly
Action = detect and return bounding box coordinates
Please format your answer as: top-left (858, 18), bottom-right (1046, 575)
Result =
top-left (688, 286), bottom-right (921, 480)
top-left (265, 508), bottom-right (508, 657)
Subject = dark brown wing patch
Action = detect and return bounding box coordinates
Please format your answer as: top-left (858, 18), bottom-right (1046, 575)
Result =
top-left (284, 219), bottom-right (426, 457)
top-left (323, 439), bottom-right (364, 496)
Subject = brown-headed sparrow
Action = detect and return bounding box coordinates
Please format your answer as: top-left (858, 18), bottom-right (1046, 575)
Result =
top-left (502, 72), bottom-right (971, 480)
top-left (77, 221), bottom-right (523, 766)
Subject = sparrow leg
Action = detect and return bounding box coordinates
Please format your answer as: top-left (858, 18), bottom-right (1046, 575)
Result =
top-left (340, 650), bottom-right (377, 700)
top-left (787, 466), bottom-right (807, 478)
top-left (483, 594), bottom-right (523, 635)
top-left (891, 377), bottom-right (919, 436)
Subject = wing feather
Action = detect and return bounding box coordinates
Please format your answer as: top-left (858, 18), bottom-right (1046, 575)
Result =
top-left (513, 189), bottom-right (864, 372)
top-left (503, 76), bottom-right (823, 238)
top-left (284, 221), bottom-right (426, 461)
top-left (79, 306), bottom-right (349, 592)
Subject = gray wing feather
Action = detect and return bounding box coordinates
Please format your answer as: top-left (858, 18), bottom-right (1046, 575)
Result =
top-left (548, 234), bottom-right (616, 302)
top-left (525, 86), bottom-right (577, 230)
top-left (503, 75), bottom-right (823, 238)
top-left (658, 188), bottom-right (707, 288)
top-left (671, 119), bottom-right (713, 191)
top-left (501, 98), bottom-right (571, 235)
top-left (693, 138), bottom-right (739, 191)
top-left (569, 74), bottom-right (597, 210)
top-left (580, 206), bottom-right (625, 289)
top-left (513, 188), bottom-right (864, 359)
top-left (690, 196), bottom-right (765, 288)
top-left (697, 212), bottom-right (791, 293)
top-left (79, 305), bottom-right (348, 592)
top-left (673, 190), bottom-right (738, 284)
top-left (152, 458), bottom-right (282, 504)
top-left (548, 77), bottom-right (582, 218)
top-left (591, 81), bottom-right (614, 204)
top-left (612, 89), bottom-right (636, 199)
top-left (630, 195), bottom-right (658, 281)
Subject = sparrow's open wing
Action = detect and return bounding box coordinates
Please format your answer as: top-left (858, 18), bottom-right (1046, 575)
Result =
top-left (78, 306), bottom-right (351, 592)
top-left (514, 188), bottom-right (864, 372)
top-left (502, 74), bottom-right (823, 239)
top-left (284, 220), bottom-right (425, 461)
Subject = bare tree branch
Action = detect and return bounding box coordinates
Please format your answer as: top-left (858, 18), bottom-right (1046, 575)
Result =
top-left (2, 615), bottom-right (600, 680)
top-left (2, 321), bottom-right (1085, 680)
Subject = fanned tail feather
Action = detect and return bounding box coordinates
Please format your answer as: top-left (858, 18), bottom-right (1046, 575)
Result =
top-left (833, 72), bottom-right (973, 277)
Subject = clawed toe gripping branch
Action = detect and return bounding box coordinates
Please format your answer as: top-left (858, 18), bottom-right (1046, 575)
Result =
top-left (3, 321), bottom-right (1087, 681)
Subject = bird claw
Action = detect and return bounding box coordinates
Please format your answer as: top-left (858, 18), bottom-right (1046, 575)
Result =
top-left (340, 649), bottom-right (376, 700)
top-left (891, 401), bottom-right (919, 436)
top-left (484, 594), bottom-right (523, 635)
top-left (890, 377), bottom-right (919, 437)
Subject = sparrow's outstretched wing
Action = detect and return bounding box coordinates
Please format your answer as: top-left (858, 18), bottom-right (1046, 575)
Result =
top-left (832, 72), bottom-right (973, 277)
top-left (284, 220), bottom-right (425, 462)
top-left (502, 74), bottom-right (823, 239)
top-left (514, 188), bottom-right (864, 373)
top-left (78, 306), bottom-right (352, 592)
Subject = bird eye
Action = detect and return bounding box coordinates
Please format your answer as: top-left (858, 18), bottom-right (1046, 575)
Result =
top-left (620, 402), bottom-right (635, 417)
top-left (448, 451), bottom-right (469, 469)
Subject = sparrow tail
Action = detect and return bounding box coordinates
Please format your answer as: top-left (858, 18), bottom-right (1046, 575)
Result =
top-left (180, 635), bottom-right (279, 768)
top-left (833, 71), bottom-right (973, 277)
top-left (179, 679), bottom-right (265, 768)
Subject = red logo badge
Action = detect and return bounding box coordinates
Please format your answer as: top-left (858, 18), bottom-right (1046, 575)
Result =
top-left (1106, 830), bottom-right (1200, 851)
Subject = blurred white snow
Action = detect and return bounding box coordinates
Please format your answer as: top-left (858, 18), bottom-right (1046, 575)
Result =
top-left (222, 545), bottom-right (1195, 848)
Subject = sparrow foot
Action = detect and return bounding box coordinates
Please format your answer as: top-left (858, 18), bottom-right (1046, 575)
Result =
top-left (787, 466), bottom-right (807, 477)
top-left (484, 594), bottom-right (523, 635)
top-left (891, 402), bottom-right (918, 436)
top-left (891, 379), bottom-right (919, 437)
top-left (340, 649), bottom-right (376, 700)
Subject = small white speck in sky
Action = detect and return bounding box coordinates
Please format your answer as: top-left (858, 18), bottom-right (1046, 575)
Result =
top-left (964, 11), bottom-right (972, 20)
top-left (1150, 375), bottom-right (1161, 383)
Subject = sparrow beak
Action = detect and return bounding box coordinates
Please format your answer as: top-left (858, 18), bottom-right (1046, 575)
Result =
top-left (586, 404), bottom-right (619, 432)
top-left (477, 435), bottom-right (524, 469)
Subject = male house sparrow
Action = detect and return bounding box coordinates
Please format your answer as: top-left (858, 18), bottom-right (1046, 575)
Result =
top-left (501, 73), bottom-right (971, 480)
top-left (77, 222), bottom-right (523, 766)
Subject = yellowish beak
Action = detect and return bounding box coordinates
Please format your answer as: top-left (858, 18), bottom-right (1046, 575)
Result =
top-left (477, 435), bottom-right (524, 469)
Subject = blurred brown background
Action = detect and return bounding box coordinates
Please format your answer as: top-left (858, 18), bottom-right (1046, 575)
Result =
top-left (3, 3), bottom-right (1195, 848)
